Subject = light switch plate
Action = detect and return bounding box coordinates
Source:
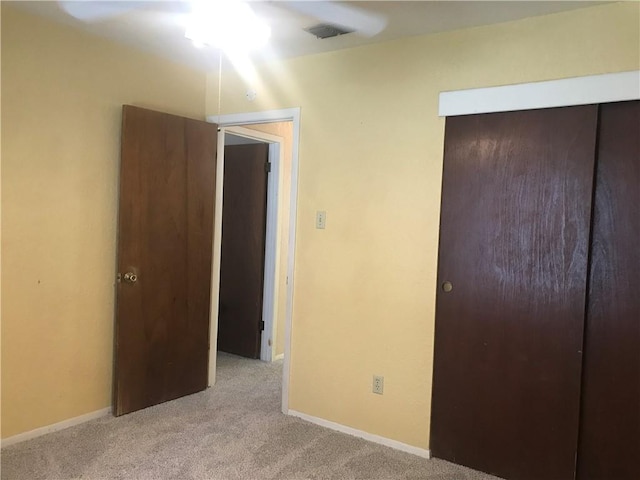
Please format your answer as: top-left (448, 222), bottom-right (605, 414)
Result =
top-left (316, 211), bottom-right (326, 229)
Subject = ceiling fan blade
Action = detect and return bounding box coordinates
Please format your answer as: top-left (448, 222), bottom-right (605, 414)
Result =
top-left (285, 1), bottom-right (387, 37)
top-left (58, 1), bottom-right (147, 22)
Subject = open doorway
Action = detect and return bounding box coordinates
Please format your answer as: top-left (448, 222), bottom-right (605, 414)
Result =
top-left (207, 110), bottom-right (300, 415)
top-left (217, 130), bottom-right (280, 363)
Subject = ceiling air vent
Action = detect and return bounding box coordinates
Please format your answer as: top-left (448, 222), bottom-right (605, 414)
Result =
top-left (304, 24), bottom-right (353, 39)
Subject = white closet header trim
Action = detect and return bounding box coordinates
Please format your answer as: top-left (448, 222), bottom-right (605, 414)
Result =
top-left (439, 70), bottom-right (640, 117)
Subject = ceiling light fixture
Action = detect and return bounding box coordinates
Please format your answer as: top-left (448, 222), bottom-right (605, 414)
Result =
top-left (185, 0), bottom-right (271, 53)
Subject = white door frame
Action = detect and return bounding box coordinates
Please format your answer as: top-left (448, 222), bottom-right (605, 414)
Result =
top-left (222, 126), bottom-right (284, 363)
top-left (207, 108), bottom-right (301, 414)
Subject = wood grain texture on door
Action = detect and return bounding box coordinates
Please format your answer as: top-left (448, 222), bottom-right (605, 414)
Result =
top-left (217, 144), bottom-right (269, 359)
top-left (578, 100), bottom-right (640, 480)
top-left (114, 105), bottom-right (217, 416)
top-left (431, 106), bottom-right (599, 480)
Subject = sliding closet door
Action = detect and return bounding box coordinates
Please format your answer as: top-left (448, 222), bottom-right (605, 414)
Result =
top-left (578, 100), bottom-right (640, 480)
top-left (431, 106), bottom-right (598, 480)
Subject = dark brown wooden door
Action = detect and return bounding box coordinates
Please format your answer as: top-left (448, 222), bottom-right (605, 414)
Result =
top-left (577, 100), bottom-right (640, 480)
top-left (431, 106), bottom-right (599, 480)
top-left (217, 143), bottom-right (269, 358)
top-left (114, 105), bottom-right (217, 416)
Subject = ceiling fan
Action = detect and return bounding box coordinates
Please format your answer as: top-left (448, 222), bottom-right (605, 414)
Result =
top-left (58, 1), bottom-right (388, 44)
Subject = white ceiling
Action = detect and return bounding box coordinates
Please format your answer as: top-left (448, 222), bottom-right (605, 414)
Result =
top-left (11, 1), bottom-right (608, 72)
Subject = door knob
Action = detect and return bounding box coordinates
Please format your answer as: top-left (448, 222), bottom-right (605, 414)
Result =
top-left (123, 272), bottom-right (138, 283)
top-left (442, 281), bottom-right (453, 292)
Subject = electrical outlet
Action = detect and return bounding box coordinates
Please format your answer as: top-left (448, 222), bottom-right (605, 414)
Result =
top-left (372, 375), bottom-right (384, 395)
top-left (316, 211), bottom-right (326, 229)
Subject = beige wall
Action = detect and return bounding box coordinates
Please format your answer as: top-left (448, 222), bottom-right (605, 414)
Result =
top-left (206, 2), bottom-right (640, 449)
top-left (242, 122), bottom-right (293, 358)
top-left (2, 1), bottom-right (638, 446)
top-left (1, 6), bottom-right (207, 438)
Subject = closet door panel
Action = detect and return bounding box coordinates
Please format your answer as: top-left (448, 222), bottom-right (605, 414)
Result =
top-left (431, 106), bottom-right (598, 480)
top-left (578, 100), bottom-right (640, 479)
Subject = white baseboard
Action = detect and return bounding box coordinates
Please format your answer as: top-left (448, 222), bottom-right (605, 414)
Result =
top-left (288, 409), bottom-right (431, 459)
top-left (274, 353), bottom-right (284, 361)
top-left (1, 407), bottom-right (111, 448)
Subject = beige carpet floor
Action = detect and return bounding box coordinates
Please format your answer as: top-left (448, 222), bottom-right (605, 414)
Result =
top-left (1, 353), bottom-right (501, 479)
